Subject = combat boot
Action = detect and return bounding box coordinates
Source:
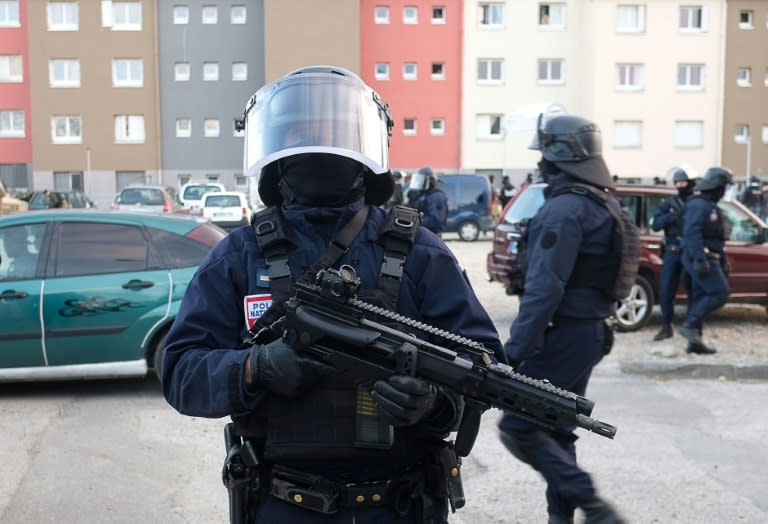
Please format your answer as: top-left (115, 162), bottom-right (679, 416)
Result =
top-left (548, 513), bottom-right (574, 524)
top-left (652, 324), bottom-right (673, 341)
top-left (581, 498), bottom-right (626, 524)
top-left (686, 341), bottom-right (717, 355)
top-left (677, 324), bottom-right (703, 346)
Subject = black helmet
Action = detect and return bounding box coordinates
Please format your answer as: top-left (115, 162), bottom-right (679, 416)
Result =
top-left (749, 175), bottom-right (761, 187)
top-left (391, 170), bottom-right (404, 181)
top-left (241, 65), bottom-right (395, 206)
top-left (696, 167), bottom-right (733, 192)
top-left (530, 114), bottom-right (614, 190)
top-left (410, 166), bottom-right (437, 191)
top-left (672, 168), bottom-right (689, 183)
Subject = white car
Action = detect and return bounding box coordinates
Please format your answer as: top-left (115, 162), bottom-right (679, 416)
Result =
top-left (196, 191), bottom-right (250, 230)
top-left (178, 182), bottom-right (226, 211)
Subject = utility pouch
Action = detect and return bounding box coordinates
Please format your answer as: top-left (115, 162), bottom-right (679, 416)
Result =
top-left (426, 442), bottom-right (465, 512)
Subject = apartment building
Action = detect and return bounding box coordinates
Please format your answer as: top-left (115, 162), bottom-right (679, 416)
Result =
top-left (721, 0), bottom-right (768, 181)
top-left (0, 0), bottom-right (32, 192)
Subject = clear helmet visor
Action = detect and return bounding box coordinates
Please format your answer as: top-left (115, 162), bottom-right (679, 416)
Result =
top-left (409, 173), bottom-right (428, 191)
top-left (243, 73), bottom-right (391, 178)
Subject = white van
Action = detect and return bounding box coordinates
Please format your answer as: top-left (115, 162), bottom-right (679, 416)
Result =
top-left (179, 182), bottom-right (226, 211)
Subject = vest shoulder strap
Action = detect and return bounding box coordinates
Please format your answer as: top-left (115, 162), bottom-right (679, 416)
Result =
top-left (377, 205), bottom-right (421, 307)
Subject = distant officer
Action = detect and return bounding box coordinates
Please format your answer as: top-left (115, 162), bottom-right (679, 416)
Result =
top-left (739, 176), bottom-right (763, 216)
top-left (650, 168), bottom-right (694, 341)
top-left (498, 114), bottom-right (629, 524)
top-left (678, 167), bottom-right (733, 354)
top-left (499, 175), bottom-right (517, 208)
top-left (408, 166), bottom-right (448, 236)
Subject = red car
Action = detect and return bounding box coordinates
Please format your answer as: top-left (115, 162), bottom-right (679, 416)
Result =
top-left (486, 183), bottom-right (768, 331)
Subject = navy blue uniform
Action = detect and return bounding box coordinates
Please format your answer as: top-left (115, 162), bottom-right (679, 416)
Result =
top-left (680, 195), bottom-right (730, 332)
top-left (498, 176), bottom-right (617, 519)
top-left (412, 188), bottom-right (448, 236)
top-left (162, 198), bottom-right (503, 523)
top-left (651, 196), bottom-right (688, 325)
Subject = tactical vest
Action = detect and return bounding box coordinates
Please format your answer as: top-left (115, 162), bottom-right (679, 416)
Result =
top-left (663, 195), bottom-right (685, 239)
top-left (692, 196), bottom-right (730, 242)
top-left (233, 205), bottom-right (425, 464)
top-left (512, 184), bottom-right (640, 301)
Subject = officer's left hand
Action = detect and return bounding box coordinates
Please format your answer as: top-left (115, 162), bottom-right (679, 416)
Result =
top-left (693, 258), bottom-right (710, 277)
top-left (371, 375), bottom-right (438, 427)
top-left (723, 258), bottom-right (732, 275)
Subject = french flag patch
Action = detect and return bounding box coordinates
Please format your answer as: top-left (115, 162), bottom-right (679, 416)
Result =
top-left (244, 294), bottom-right (273, 329)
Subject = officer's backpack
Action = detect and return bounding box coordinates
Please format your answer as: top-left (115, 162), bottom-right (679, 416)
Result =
top-left (511, 184), bottom-right (641, 301)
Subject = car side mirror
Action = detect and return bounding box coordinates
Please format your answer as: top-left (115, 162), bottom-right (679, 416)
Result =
top-left (758, 227), bottom-right (768, 244)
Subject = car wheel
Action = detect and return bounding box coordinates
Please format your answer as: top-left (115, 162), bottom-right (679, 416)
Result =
top-left (615, 275), bottom-right (654, 332)
top-left (457, 221), bottom-right (480, 241)
top-left (152, 332), bottom-right (168, 381)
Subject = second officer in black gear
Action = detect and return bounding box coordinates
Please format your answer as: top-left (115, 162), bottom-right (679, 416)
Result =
top-left (408, 166), bottom-right (448, 236)
top-left (497, 114), bottom-right (627, 524)
top-left (678, 167), bottom-right (733, 354)
top-left (161, 66), bottom-right (504, 523)
top-left (650, 168), bottom-right (694, 341)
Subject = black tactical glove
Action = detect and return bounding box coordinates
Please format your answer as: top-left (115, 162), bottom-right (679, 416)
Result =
top-left (371, 375), bottom-right (438, 427)
top-left (248, 340), bottom-right (333, 397)
top-left (666, 212), bottom-right (680, 227)
top-left (692, 258), bottom-right (710, 277)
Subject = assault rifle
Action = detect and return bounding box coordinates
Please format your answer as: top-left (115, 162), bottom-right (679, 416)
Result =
top-left (270, 265), bottom-right (617, 457)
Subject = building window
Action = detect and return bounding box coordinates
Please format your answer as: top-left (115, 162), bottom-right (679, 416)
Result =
top-left (403, 62), bottom-right (417, 80)
top-left (173, 5), bottom-right (189, 24)
top-left (476, 114), bottom-right (502, 139)
top-left (537, 59), bottom-right (564, 85)
top-left (739, 10), bottom-right (753, 29)
top-left (233, 119), bottom-right (244, 137)
top-left (737, 67), bottom-right (751, 87)
top-left (48, 2), bottom-right (79, 31)
top-left (203, 62), bottom-right (219, 81)
top-left (111, 1), bottom-right (141, 30)
top-left (674, 121), bottom-right (703, 148)
top-left (0, 55), bottom-right (22, 83)
top-left (374, 6), bottom-right (389, 24)
top-left (54, 171), bottom-right (83, 191)
top-left (202, 5), bottom-right (217, 24)
top-left (431, 118), bottom-right (445, 136)
top-left (403, 118), bottom-right (417, 136)
top-left (677, 64), bottom-right (704, 90)
top-left (112, 58), bottom-right (143, 87)
top-left (616, 5), bottom-right (645, 33)
top-left (403, 6), bottom-right (418, 24)
top-left (613, 121), bottom-right (642, 148)
top-left (51, 116), bottom-right (82, 144)
top-left (49, 59), bottom-right (80, 87)
top-left (539, 2), bottom-right (566, 28)
top-left (432, 6), bottom-right (445, 24)
top-left (431, 62), bottom-right (445, 80)
top-left (231, 5), bottom-right (246, 24)
top-left (615, 63), bottom-right (644, 91)
top-left (478, 59), bottom-right (503, 83)
top-left (375, 62), bottom-right (390, 80)
top-left (0, 110), bottom-right (24, 137)
top-left (479, 3), bottom-right (504, 27)
top-left (0, 1), bottom-right (20, 27)
top-left (204, 118), bottom-right (220, 137)
top-left (232, 62), bottom-right (247, 81)
top-left (174, 62), bottom-right (190, 81)
top-left (761, 125), bottom-right (768, 144)
top-left (114, 115), bottom-right (145, 144)
top-left (765, 67), bottom-right (768, 86)
top-left (176, 118), bottom-right (191, 138)
top-left (734, 124), bottom-right (749, 143)
top-left (679, 5), bottom-right (706, 31)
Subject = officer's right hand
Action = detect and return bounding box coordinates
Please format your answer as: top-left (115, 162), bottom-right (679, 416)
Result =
top-left (692, 258), bottom-right (710, 277)
top-left (247, 340), bottom-right (333, 397)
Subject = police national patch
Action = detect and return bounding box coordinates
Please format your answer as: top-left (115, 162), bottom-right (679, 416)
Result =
top-left (244, 294), bottom-right (273, 330)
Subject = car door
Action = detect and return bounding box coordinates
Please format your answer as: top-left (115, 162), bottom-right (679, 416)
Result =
top-left (719, 201), bottom-right (768, 297)
top-left (0, 223), bottom-right (48, 368)
top-left (41, 220), bottom-right (170, 366)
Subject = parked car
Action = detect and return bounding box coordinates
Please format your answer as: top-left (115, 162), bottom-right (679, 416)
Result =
top-left (27, 190), bottom-right (95, 210)
top-left (0, 209), bottom-right (226, 382)
top-left (112, 185), bottom-right (176, 213)
top-left (194, 191), bottom-right (250, 231)
top-left (487, 183), bottom-right (768, 331)
top-left (178, 181), bottom-right (226, 211)
top-left (438, 174), bottom-right (495, 241)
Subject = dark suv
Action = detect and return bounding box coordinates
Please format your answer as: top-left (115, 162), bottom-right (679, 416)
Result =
top-left (486, 183), bottom-right (768, 331)
top-left (438, 174), bottom-right (495, 241)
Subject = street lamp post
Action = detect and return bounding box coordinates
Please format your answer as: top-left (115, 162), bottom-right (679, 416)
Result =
top-left (745, 135), bottom-right (752, 179)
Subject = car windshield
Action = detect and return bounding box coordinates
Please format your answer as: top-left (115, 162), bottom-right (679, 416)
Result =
top-left (121, 188), bottom-right (164, 205)
top-left (183, 186), bottom-right (221, 200)
top-left (205, 195), bottom-right (241, 207)
top-left (503, 185), bottom-right (546, 225)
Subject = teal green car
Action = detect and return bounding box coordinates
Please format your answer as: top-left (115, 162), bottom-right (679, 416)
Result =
top-left (0, 209), bottom-right (227, 382)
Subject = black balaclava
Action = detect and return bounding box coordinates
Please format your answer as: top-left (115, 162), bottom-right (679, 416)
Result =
top-left (537, 158), bottom-right (560, 183)
top-left (702, 186), bottom-right (726, 202)
top-left (678, 182), bottom-right (694, 201)
top-left (277, 153), bottom-right (366, 207)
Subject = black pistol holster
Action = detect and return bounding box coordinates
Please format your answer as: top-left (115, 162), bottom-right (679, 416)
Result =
top-left (222, 423), bottom-right (262, 524)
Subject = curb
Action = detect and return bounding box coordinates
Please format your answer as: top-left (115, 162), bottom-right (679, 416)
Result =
top-left (618, 358), bottom-right (768, 380)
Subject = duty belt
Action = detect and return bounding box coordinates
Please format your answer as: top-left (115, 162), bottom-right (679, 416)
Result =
top-left (665, 244), bottom-right (681, 253)
top-left (268, 464), bottom-right (423, 515)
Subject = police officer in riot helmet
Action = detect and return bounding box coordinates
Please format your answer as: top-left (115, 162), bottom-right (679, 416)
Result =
top-left (384, 169), bottom-right (405, 211)
top-left (407, 166), bottom-right (448, 236)
top-left (650, 168), bottom-right (695, 341)
top-left (161, 65), bottom-right (503, 523)
top-left (678, 166), bottom-right (733, 354)
top-left (497, 114), bottom-right (628, 524)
